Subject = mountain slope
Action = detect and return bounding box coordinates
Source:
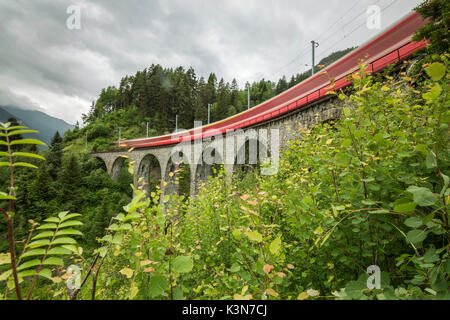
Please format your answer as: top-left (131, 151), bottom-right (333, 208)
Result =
top-left (0, 105), bottom-right (74, 146)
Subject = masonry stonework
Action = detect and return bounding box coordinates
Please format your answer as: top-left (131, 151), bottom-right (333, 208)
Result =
top-left (91, 96), bottom-right (343, 197)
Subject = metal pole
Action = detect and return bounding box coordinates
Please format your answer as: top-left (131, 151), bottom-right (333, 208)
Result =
top-left (146, 122), bottom-right (149, 138)
top-left (311, 40), bottom-right (319, 76)
top-left (247, 82), bottom-right (250, 109)
top-left (118, 127), bottom-right (121, 148)
top-left (208, 104), bottom-right (211, 124)
top-left (175, 115), bottom-right (178, 132)
top-left (85, 132), bottom-right (87, 151)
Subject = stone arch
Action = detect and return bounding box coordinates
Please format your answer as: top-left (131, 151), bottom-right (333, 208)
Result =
top-left (233, 138), bottom-right (270, 177)
top-left (194, 146), bottom-right (224, 193)
top-left (164, 150), bottom-right (192, 198)
top-left (92, 156), bottom-right (108, 173)
top-left (111, 156), bottom-right (127, 182)
top-left (137, 153), bottom-right (162, 196)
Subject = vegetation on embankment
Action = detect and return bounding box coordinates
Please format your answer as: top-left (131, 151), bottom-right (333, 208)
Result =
top-left (0, 0), bottom-right (448, 300)
top-left (80, 54), bottom-right (448, 300)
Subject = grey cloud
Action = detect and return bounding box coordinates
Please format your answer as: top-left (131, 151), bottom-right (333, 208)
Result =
top-left (0, 0), bottom-right (423, 123)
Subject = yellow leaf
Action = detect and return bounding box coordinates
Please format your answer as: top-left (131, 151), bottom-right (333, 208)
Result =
top-left (242, 206), bottom-right (259, 216)
top-left (241, 285), bottom-right (249, 296)
top-left (297, 291), bottom-right (309, 300)
top-left (306, 289), bottom-right (320, 297)
top-left (143, 267), bottom-right (155, 273)
top-left (51, 277), bottom-right (62, 284)
top-left (0, 253), bottom-right (11, 265)
top-left (287, 264), bottom-right (295, 269)
top-left (233, 293), bottom-right (252, 300)
top-left (140, 260), bottom-right (151, 267)
top-left (263, 264), bottom-right (274, 275)
top-left (240, 195), bottom-right (250, 201)
top-left (119, 267), bottom-right (134, 278)
top-left (266, 288), bottom-right (279, 298)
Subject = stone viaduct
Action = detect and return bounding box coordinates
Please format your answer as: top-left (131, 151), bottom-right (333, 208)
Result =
top-left (91, 96), bottom-right (342, 198)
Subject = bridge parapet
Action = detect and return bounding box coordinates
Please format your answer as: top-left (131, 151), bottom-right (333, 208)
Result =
top-left (91, 96), bottom-right (344, 198)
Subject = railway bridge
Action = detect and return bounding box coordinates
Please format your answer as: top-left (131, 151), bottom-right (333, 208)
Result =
top-left (92, 11), bottom-right (427, 198)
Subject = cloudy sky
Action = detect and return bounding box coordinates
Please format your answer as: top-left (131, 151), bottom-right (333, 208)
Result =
top-left (0, 0), bottom-right (424, 124)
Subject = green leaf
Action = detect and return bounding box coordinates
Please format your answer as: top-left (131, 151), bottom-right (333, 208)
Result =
top-left (245, 230), bottom-right (263, 243)
top-left (17, 259), bottom-right (41, 271)
top-left (38, 268), bottom-right (52, 280)
top-left (94, 246), bottom-right (108, 258)
top-left (18, 270), bottom-right (37, 278)
top-left (59, 220), bottom-right (83, 228)
top-left (425, 62), bottom-right (446, 81)
top-left (407, 186), bottom-right (437, 207)
top-left (47, 247), bottom-right (72, 255)
top-left (423, 84), bottom-right (442, 101)
top-left (37, 223), bottom-right (58, 230)
top-left (404, 217), bottom-right (423, 229)
top-left (4, 126), bottom-right (27, 131)
top-left (269, 238), bottom-right (282, 255)
top-left (13, 162), bottom-right (38, 169)
top-left (60, 213), bottom-right (82, 222)
top-left (0, 270), bottom-right (13, 281)
top-left (52, 237), bottom-right (77, 245)
top-left (148, 275), bottom-right (168, 298)
top-left (440, 174), bottom-right (449, 197)
top-left (173, 255), bottom-right (194, 273)
top-left (31, 231), bottom-right (54, 240)
top-left (0, 151), bottom-right (8, 157)
top-left (44, 217), bottom-right (60, 223)
top-left (0, 162), bottom-right (11, 167)
top-left (426, 151), bottom-right (437, 169)
top-left (100, 235), bottom-right (113, 243)
top-left (12, 152), bottom-right (45, 161)
top-left (431, 271), bottom-right (448, 292)
top-left (58, 211), bottom-right (69, 219)
top-left (0, 191), bottom-right (16, 200)
top-left (61, 245), bottom-right (78, 253)
top-left (393, 202), bottom-right (416, 213)
top-left (20, 249), bottom-right (46, 258)
top-left (10, 139), bottom-right (46, 146)
top-left (27, 239), bottom-right (51, 248)
top-left (406, 229), bottom-right (428, 245)
top-left (112, 234), bottom-right (123, 245)
top-left (7, 130), bottom-right (38, 136)
top-left (228, 263), bottom-right (241, 273)
top-left (345, 281), bottom-right (365, 299)
top-left (42, 257), bottom-right (64, 266)
top-left (55, 229), bottom-right (82, 236)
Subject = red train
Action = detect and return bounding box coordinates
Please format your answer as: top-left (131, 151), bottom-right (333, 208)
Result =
top-left (121, 11), bottom-right (427, 149)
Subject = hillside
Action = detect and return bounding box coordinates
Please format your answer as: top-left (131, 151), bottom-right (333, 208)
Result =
top-left (0, 105), bottom-right (74, 146)
top-left (64, 47), bottom-right (356, 152)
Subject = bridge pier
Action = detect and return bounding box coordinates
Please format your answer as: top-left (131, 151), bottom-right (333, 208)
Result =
top-left (91, 96), bottom-right (343, 201)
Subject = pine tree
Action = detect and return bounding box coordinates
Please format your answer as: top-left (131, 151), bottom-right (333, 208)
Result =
top-left (47, 131), bottom-right (64, 179)
top-left (59, 154), bottom-right (82, 211)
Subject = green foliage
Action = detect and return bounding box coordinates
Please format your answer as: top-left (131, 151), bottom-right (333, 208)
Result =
top-left (413, 0), bottom-right (450, 54)
top-left (79, 55), bottom-right (449, 301)
top-left (0, 212), bottom-right (83, 297)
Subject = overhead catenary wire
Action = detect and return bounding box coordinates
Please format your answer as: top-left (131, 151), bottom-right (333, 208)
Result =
top-left (267, 0), bottom-right (398, 81)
